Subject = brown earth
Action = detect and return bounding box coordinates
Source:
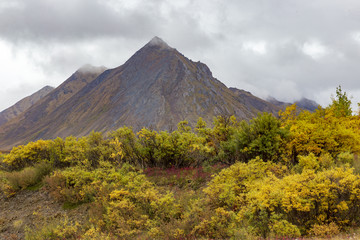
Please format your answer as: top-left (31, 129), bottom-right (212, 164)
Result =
top-left (0, 189), bottom-right (89, 240)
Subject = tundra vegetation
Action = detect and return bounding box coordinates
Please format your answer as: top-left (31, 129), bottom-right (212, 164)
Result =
top-left (1, 86), bottom-right (360, 239)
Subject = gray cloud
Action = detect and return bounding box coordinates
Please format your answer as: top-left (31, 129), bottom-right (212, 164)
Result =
top-left (1, 0), bottom-right (360, 111)
top-left (0, 0), bottom-right (160, 42)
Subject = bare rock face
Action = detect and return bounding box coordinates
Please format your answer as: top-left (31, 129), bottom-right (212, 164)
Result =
top-left (0, 37), bottom-right (279, 149)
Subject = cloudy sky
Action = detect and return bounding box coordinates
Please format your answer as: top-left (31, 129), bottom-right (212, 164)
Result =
top-left (1, 0), bottom-right (360, 111)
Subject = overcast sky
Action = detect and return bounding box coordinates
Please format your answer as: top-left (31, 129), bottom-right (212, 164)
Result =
top-left (1, 0), bottom-right (360, 112)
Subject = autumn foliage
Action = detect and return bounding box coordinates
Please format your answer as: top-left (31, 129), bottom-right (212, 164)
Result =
top-left (1, 86), bottom-right (360, 239)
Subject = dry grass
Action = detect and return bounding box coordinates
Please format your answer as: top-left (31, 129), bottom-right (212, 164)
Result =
top-left (3, 162), bottom-right (52, 191)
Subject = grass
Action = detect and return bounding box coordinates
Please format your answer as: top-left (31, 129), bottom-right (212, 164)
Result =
top-left (2, 162), bottom-right (52, 193)
top-left (62, 201), bottom-right (84, 210)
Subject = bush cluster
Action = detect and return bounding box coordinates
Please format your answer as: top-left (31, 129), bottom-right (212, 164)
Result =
top-left (1, 87), bottom-right (360, 238)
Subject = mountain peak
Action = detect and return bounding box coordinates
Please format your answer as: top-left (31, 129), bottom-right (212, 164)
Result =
top-left (78, 64), bottom-right (107, 74)
top-left (146, 36), bottom-right (172, 50)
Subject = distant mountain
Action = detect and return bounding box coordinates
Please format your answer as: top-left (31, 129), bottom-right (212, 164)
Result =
top-left (0, 86), bottom-right (54, 126)
top-left (0, 37), bottom-right (279, 149)
top-left (0, 65), bottom-right (106, 148)
top-left (267, 96), bottom-right (290, 109)
top-left (229, 88), bottom-right (279, 113)
top-left (267, 96), bottom-right (320, 112)
top-left (295, 98), bottom-right (319, 112)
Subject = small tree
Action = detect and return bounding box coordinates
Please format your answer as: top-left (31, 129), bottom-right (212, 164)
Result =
top-left (235, 112), bottom-right (289, 162)
top-left (330, 85), bottom-right (352, 117)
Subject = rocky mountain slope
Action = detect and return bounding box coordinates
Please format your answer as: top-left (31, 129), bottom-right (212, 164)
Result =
top-left (0, 37), bottom-right (279, 149)
top-left (0, 86), bottom-right (54, 126)
top-left (0, 65), bottom-right (106, 148)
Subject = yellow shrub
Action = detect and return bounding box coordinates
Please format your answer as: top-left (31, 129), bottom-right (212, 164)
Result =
top-left (205, 159), bottom-right (360, 238)
top-left (309, 222), bottom-right (340, 237)
top-left (298, 153), bottom-right (319, 171)
top-left (3, 140), bottom-right (53, 170)
top-left (44, 164), bottom-right (181, 238)
top-left (191, 207), bottom-right (238, 239)
top-left (204, 158), bottom-right (286, 211)
top-left (270, 220), bottom-right (301, 238)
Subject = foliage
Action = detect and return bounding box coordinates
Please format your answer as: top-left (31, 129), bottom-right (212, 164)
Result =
top-left (2, 85), bottom-right (360, 238)
top-left (3, 140), bottom-right (54, 170)
top-left (201, 157), bottom-right (360, 238)
top-left (204, 158), bottom-right (288, 211)
top-left (234, 112), bottom-right (288, 163)
top-left (270, 219), bottom-right (301, 238)
top-left (280, 103), bottom-right (360, 163)
top-left (330, 85), bottom-right (352, 117)
top-left (0, 162), bottom-right (51, 196)
top-left (245, 167), bottom-right (360, 236)
top-left (309, 222), bottom-right (340, 237)
top-left (44, 163), bottom-right (182, 239)
top-left (144, 164), bottom-right (225, 190)
top-left (25, 216), bottom-right (81, 240)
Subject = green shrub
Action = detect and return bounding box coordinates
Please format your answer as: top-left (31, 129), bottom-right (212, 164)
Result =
top-left (228, 112), bottom-right (289, 163)
top-left (338, 151), bottom-right (354, 165)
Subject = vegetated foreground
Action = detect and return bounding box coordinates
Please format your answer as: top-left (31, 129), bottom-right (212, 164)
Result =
top-left (1, 86), bottom-right (360, 239)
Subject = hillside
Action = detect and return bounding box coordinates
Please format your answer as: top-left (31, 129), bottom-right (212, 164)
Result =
top-left (0, 86), bottom-right (54, 126)
top-left (0, 65), bottom-right (107, 149)
top-left (0, 37), bottom-right (279, 149)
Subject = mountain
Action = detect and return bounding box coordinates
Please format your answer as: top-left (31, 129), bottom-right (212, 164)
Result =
top-left (0, 37), bottom-right (279, 149)
top-left (267, 96), bottom-right (290, 109)
top-left (295, 98), bottom-right (319, 112)
top-left (229, 88), bottom-right (279, 113)
top-left (0, 65), bottom-right (107, 148)
top-left (267, 96), bottom-right (320, 112)
top-left (0, 86), bottom-right (54, 126)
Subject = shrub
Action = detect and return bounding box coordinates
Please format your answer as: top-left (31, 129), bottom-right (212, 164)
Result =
top-left (318, 152), bottom-right (335, 169)
top-left (44, 163), bottom-right (182, 238)
top-left (203, 158), bottom-right (287, 211)
top-left (298, 153), bottom-right (320, 171)
top-left (245, 167), bottom-right (360, 236)
top-left (25, 216), bottom-right (81, 240)
top-left (337, 151), bottom-right (354, 165)
top-left (203, 160), bottom-right (360, 238)
top-left (270, 219), bottom-right (301, 238)
top-left (191, 207), bottom-right (238, 239)
top-left (309, 222), bottom-right (340, 237)
top-left (231, 112), bottom-right (288, 163)
top-left (3, 140), bottom-right (54, 170)
top-left (1, 162), bottom-right (52, 195)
